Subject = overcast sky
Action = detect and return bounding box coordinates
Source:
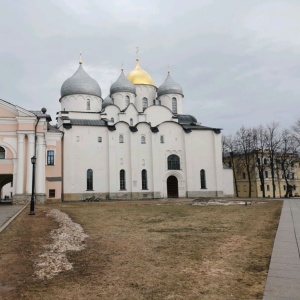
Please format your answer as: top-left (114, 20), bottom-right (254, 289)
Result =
top-left (1, 0), bottom-right (300, 134)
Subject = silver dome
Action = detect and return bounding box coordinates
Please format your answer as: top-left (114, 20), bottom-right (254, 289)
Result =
top-left (157, 72), bottom-right (183, 97)
top-left (61, 64), bottom-right (102, 98)
top-left (102, 95), bottom-right (113, 109)
top-left (110, 70), bottom-right (136, 95)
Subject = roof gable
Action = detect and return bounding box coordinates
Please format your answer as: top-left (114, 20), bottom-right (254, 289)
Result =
top-left (0, 99), bottom-right (35, 118)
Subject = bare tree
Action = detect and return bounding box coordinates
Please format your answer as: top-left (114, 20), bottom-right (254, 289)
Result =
top-left (265, 123), bottom-right (281, 198)
top-left (222, 135), bottom-right (243, 197)
top-left (278, 129), bottom-right (299, 197)
top-left (252, 125), bottom-right (268, 198)
top-left (235, 127), bottom-right (255, 198)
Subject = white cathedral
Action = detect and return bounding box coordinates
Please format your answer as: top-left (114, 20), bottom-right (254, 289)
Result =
top-left (0, 56), bottom-right (233, 203)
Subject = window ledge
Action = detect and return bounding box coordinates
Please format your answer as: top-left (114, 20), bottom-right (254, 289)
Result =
top-left (86, 190), bottom-right (94, 191)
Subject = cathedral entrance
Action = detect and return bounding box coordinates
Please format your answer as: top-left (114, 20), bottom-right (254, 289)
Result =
top-left (167, 176), bottom-right (178, 198)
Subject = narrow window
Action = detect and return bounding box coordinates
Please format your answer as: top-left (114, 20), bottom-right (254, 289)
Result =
top-left (242, 172), bottom-right (246, 179)
top-left (49, 189), bottom-right (55, 198)
top-left (257, 158), bottom-right (260, 165)
top-left (47, 150), bottom-right (55, 165)
top-left (0, 146), bottom-right (5, 159)
top-left (265, 171), bottom-right (268, 178)
top-left (111, 117), bottom-right (114, 123)
top-left (141, 135), bottom-right (146, 144)
top-left (87, 169), bottom-right (93, 190)
top-left (120, 169), bottom-right (126, 190)
top-left (294, 185), bottom-right (296, 190)
top-left (260, 185), bottom-right (263, 191)
top-left (200, 169), bottom-right (206, 189)
top-left (142, 169), bottom-right (148, 190)
top-left (283, 185), bottom-right (286, 191)
top-left (153, 100), bottom-right (155, 105)
top-left (130, 118), bottom-right (133, 126)
top-left (119, 134), bottom-right (124, 143)
top-left (125, 95), bottom-right (130, 106)
top-left (87, 99), bottom-right (90, 110)
top-left (264, 158), bottom-right (268, 164)
top-left (167, 154), bottom-right (180, 170)
top-left (160, 135), bottom-right (164, 143)
top-left (142, 97), bottom-right (148, 111)
top-left (98, 137), bottom-right (102, 142)
top-left (267, 185), bottom-right (270, 191)
top-left (282, 173), bottom-right (285, 179)
top-left (172, 97), bottom-right (177, 114)
top-left (291, 173), bottom-right (295, 179)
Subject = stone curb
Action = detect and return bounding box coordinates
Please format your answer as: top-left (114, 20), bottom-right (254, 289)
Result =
top-left (0, 204), bottom-right (28, 234)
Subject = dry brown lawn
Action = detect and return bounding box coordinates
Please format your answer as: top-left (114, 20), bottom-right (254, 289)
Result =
top-left (0, 200), bottom-right (282, 300)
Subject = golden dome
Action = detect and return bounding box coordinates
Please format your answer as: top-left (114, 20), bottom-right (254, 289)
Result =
top-left (127, 59), bottom-right (155, 86)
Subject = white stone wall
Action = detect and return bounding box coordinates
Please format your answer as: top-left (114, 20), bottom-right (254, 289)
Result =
top-left (62, 124), bottom-right (109, 196)
top-left (111, 92), bottom-right (135, 111)
top-left (158, 94), bottom-right (183, 114)
top-left (134, 85), bottom-right (157, 112)
top-left (60, 95), bottom-right (102, 112)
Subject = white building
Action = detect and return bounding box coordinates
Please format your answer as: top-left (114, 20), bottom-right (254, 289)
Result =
top-left (0, 57), bottom-right (233, 203)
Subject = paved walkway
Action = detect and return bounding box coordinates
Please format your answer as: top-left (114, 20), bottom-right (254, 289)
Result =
top-left (0, 205), bottom-right (26, 233)
top-left (263, 199), bottom-right (300, 300)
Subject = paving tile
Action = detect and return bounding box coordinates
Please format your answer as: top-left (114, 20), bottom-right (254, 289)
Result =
top-left (267, 268), bottom-right (300, 279)
top-left (269, 262), bottom-right (300, 271)
top-left (264, 200), bottom-right (300, 299)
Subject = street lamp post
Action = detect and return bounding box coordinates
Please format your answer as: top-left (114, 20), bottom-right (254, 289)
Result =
top-left (29, 155), bottom-right (36, 215)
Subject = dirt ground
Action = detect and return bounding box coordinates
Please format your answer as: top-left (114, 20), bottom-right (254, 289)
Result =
top-left (0, 199), bottom-right (282, 300)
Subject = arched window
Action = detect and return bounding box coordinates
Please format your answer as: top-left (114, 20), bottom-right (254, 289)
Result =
top-left (141, 135), bottom-right (146, 144)
top-left (172, 97), bottom-right (177, 114)
top-left (130, 118), bottom-right (133, 126)
top-left (120, 169), bottom-right (126, 190)
top-left (0, 146), bottom-right (5, 159)
top-left (168, 154), bottom-right (180, 170)
top-left (87, 99), bottom-right (91, 110)
top-left (87, 169), bottom-right (93, 190)
top-left (125, 95), bottom-right (130, 106)
top-left (200, 169), bottom-right (206, 189)
top-left (142, 169), bottom-right (148, 190)
top-left (142, 97), bottom-right (148, 111)
top-left (119, 134), bottom-right (124, 143)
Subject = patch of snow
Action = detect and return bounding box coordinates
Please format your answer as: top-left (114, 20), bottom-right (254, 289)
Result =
top-left (34, 209), bottom-right (88, 280)
top-left (193, 200), bottom-right (265, 206)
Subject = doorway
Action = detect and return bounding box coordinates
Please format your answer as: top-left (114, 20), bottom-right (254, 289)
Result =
top-left (167, 175), bottom-right (178, 198)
